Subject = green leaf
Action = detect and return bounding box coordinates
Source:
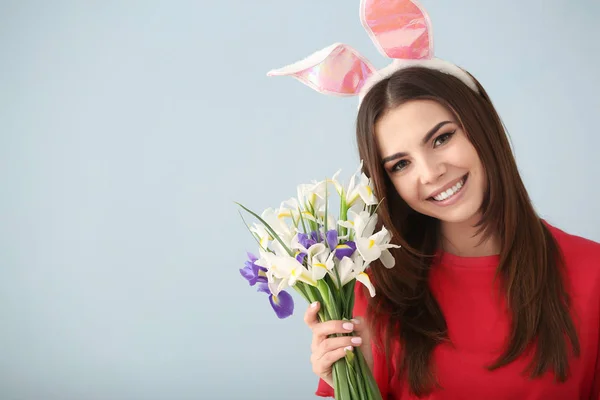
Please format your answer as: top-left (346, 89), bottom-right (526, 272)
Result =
top-left (339, 195), bottom-right (348, 238)
top-left (298, 207), bottom-right (308, 234)
top-left (370, 197), bottom-right (385, 217)
top-left (350, 347), bottom-right (368, 400)
top-left (343, 280), bottom-right (356, 320)
top-left (318, 279), bottom-right (340, 321)
top-left (235, 202), bottom-right (293, 257)
top-left (237, 211), bottom-right (267, 252)
top-left (331, 267), bottom-right (345, 315)
top-left (345, 348), bottom-right (356, 365)
top-left (332, 360), bottom-right (352, 400)
top-left (344, 355), bottom-right (360, 400)
top-left (305, 284), bottom-right (329, 322)
top-left (356, 347), bottom-right (384, 400)
top-left (332, 360), bottom-right (341, 400)
top-left (292, 284), bottom-right (311, 304)
top-left (305, 202), bottom-right (319, 233)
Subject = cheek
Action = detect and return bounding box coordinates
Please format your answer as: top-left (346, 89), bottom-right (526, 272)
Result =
top-left (464, 148), bottom-right (487, 191)
top-left (476, 163), bottom-right (488, 190)
top-left (390, 177), bottom-right (420, 205)
top-left (466, 149), bottom-right (485, 175)
top-left (451, 137), bottom-right (480, 166)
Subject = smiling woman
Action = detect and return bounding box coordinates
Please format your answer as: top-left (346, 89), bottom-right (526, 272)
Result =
top-left (266, 0), bottom-right (600, 399)
top-left (375, 100), bottom-right (485, 226)
top-left (349, 66), bottom-right (600, 399)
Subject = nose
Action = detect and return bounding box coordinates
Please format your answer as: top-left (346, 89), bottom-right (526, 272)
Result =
top-left (418, 157), bottom-right (446, 185)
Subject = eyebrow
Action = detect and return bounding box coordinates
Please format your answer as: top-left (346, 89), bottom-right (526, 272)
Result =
top-left (380, 120), bottom-right (453, 166)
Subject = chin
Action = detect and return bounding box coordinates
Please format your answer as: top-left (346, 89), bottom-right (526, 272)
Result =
top-left (439, 211), bottom-right (481, 225)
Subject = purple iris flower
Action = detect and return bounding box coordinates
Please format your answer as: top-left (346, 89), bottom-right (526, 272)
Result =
top-left (326, 230), bottom-right (338, 250)
top-left (268, 291), bottom-right (294, 319)
top-left (239, 252), bottom-right (266, 286)
top-left (241, 252), bottom-right (294, 319)
top-left (310, 230), bottom-right (322, 243)
top-left (257, 280), bottom-right (294, 319)
top-left (295, 251), bottom-right (307, 265)
top-left (297, 233), bottom-right (316, 249)
top-left (334, 241), bottom-right (356, 259)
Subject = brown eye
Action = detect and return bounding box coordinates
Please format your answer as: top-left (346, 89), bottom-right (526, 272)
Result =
top-left (392, 159), bottom-right (410, 172)
top-left (433, 131), bottom-right (455, 147)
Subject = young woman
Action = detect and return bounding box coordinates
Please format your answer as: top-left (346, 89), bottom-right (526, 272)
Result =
top-left (305, 66), bottom-right (600, 399)
top-left (265, 1), bottom-right (600, 398)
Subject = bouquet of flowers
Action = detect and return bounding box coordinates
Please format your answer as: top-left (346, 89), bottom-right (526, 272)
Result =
top-left (237, 162), bottom-right (399, 400)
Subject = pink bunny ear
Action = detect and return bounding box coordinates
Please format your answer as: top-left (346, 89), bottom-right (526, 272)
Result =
top-left (360, 0), bottom-right (433, 60)
top-left (267, 43), bottom-right (377, 96)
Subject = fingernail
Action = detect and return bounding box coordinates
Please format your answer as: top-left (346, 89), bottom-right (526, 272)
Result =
top-left (342, 322), bottom-right (354, 331)
top-left (310, 302), bottom-right (318, 308)
top-left (351, 318), bottom-right (361, 324)
top-left (344, 346), bottom-right (353, 352)
top-left (351, 337), bottom-right (362, 344)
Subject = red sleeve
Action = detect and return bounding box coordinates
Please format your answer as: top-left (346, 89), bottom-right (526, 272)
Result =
top-left (591, 272), bottom-right (600, 399)
top-left (315, 282), bottom-right (390, 398)
top-left (592, 348), bottom-right (600, 399)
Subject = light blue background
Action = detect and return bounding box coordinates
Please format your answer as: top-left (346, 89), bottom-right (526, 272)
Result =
top-left (1, 0), bottom-right (599, 399)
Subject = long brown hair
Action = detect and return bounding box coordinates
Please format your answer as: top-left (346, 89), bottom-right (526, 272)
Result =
top-left (356, 67), bottom-right (580, 396)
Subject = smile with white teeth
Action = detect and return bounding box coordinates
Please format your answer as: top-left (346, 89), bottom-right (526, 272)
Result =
top-left (432, 176), bottom-right (466, 202)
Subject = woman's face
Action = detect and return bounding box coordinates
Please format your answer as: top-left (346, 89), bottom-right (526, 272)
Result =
top-left (375, 99), bottom-right (487, 225)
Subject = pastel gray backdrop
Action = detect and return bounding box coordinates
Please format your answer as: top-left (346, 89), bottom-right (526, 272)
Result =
top-left (1, 0), bottom-right (599, 399)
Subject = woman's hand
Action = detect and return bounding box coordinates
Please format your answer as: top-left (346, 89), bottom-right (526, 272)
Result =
top-left (304, 301), bottom-right (374, 388)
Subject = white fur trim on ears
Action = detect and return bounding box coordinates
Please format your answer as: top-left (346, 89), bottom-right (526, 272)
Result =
top-left (358, 58), bottom-right (479, 104)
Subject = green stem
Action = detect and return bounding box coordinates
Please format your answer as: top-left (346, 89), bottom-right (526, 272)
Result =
top-left (307, 202), bottom-right (319, 234)
top-left (235, 202), bottom-right (294, 257)
top-left (292, 284), bottom-right (311, 304)
top-left (333, 269), bottom-right (345, 317)
top-left (324, 180), bottom-right (329, 235)
top-left (317, 280), bottom-right (340, 321)
top-left (333, 362), bottom-right (340, 400)
top-left (355, 347), bottom-right (383, 400)
top-left (351, 348), bottom-right (369, 400)
top-left (332, 359), bottom-right (351, 400)
top-left (344, 355), bottom-right (360, 399)
top-left (339, 195), bottom-right (348, 238)
top-left (298, 207), bottom-right (308, 234)
top-left (304, 285), bottom-right (329, 322)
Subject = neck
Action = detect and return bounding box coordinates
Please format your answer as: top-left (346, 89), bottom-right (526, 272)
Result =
top-left (439, 214), bottom-right (500, 257)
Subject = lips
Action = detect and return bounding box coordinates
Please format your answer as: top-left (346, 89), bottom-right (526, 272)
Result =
top-left (427, 174), bottom-right (469, 201)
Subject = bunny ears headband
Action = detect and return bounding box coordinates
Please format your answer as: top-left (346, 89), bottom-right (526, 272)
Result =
top-left (267, 0), bottom-right (478, 104)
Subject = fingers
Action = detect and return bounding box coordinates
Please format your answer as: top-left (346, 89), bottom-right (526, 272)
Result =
top-left (312, 319), bottom-right (355, 339)
top-left (311, 346), bottom-right (352, 376)
top-left (314, 335), bottom-right (362, 359)
top-left (304, 301), bottom-right (367, 337)
top-left (304, 303), bottom-right (372, 383)
top-left (311, 319), bottom-right (355, 352)
top-left (303, 301), bottom-right (320, 329)
top-left (304, 301), bottom-right (358, 338)
top-left (348, 316), bottom-right (374, 371)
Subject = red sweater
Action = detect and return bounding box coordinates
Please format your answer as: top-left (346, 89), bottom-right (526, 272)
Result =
top-left (316, 223), bottom-right (600, 399)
